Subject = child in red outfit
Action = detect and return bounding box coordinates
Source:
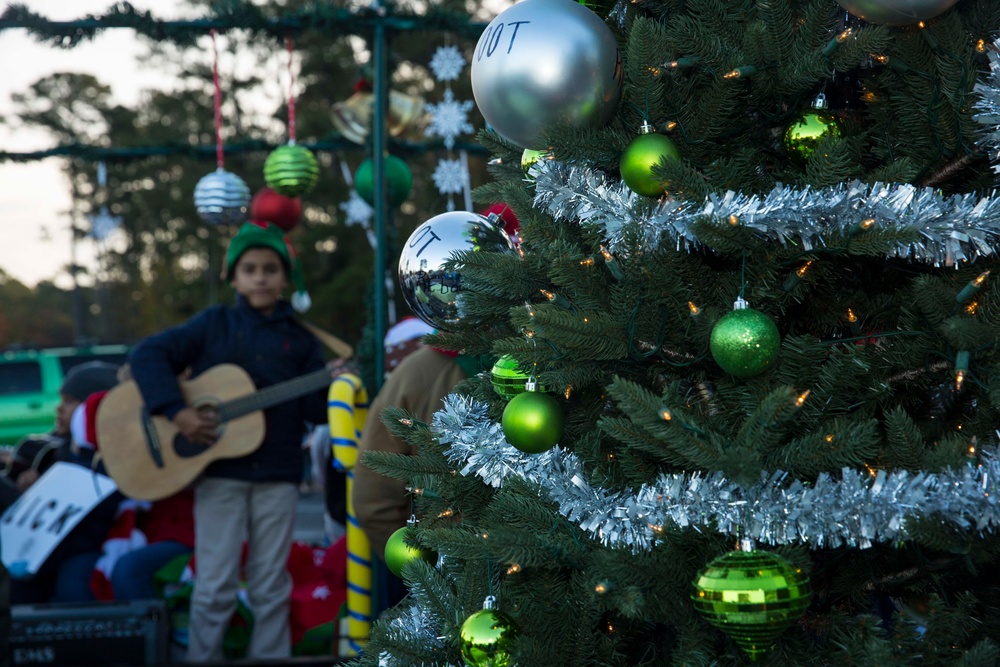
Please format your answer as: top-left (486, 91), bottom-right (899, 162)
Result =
top-left (75, 390), bottom-right (195, 600)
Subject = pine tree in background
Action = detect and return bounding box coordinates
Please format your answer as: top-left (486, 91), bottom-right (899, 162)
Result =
top-left (355, 0), bottom-right (1000, 665)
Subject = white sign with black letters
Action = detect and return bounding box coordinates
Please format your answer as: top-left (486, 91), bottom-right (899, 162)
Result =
top-left (1, 462), bottom-right (118, 574)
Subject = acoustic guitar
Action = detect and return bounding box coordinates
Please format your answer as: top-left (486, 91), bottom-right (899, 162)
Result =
top-left (95, 364), bottom-right (336, 501)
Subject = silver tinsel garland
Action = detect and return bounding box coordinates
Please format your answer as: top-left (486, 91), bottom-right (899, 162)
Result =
top-left (534, 165), bottom-right (1000, 267)
top-left (432, 395), bottom-right (1000, 553)
top-left (974, 40), bottom-right (1000, 172)
top-left (532, 37), bottom-right (1000, 266)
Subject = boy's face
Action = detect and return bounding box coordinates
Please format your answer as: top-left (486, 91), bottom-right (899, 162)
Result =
top-left (231, 247), bottom-right (288, 315)
top-left (55, 393), bottom-right (82, 436)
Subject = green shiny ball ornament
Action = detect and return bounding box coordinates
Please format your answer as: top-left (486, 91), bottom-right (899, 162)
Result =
top-left (620, 131), bottom-right (681, 197)
top-left (263, 144), bottom-right (319, 197)
top-left (383, 526), bottom-right (436, 578)
top-left (691, 550), bottom-right (812, 662)
top-left (710, 307), bottom-right (780, 378)
top-left (491, 355), bottom-right (532, 398)
top-left (501, 390), bottom-right (564, 454)
top-left (354, 155), bottom-right (413, 208)
top-left (460, 608), bottom-right (519, 667)
top-left (577, 0), bottom-right (616, 15)
top-left (783, 110), bottom-right (842, 163)
top-left (521, 149), bottom-right (549, 178)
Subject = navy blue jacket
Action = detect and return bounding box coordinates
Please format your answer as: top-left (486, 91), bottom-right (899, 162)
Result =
top-left (128, 296), bottom-right (328, 484)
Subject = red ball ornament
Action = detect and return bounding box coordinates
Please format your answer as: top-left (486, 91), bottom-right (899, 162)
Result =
top-left (250, 187), bottom-right (303, 232)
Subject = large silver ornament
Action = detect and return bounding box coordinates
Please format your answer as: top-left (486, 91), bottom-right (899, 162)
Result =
top-left (834, 0), bottom-right (960, 26)
top-left (194, 168), bottom-right (251, 226)
top-left (398, 211), bottom-right (516, 331)
top-left (471, 0), bottom-right (622, 149)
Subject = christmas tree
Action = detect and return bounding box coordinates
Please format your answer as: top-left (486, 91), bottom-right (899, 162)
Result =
top-left (355, 0), bottom-right (1000, 664)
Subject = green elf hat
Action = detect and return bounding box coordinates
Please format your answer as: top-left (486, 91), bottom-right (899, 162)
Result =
top-left (225, 220), bottom-right (311, 312)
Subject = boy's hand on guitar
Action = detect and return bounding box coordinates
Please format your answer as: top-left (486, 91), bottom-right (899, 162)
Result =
top-left (173, 407), bottom-right (219, 446)
top-left (326, 358), bottom-right (358, 378)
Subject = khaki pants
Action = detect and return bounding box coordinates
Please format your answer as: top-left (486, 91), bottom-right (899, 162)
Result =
top-left (186, 478), bottom-right (298, 663)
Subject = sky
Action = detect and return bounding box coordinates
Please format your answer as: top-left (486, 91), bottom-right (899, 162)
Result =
top-left (0, 0), bottom-right (271, 289)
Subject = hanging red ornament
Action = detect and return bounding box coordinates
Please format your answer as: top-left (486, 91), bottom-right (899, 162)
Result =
top-left (250, 187), bottom-right (302, 232)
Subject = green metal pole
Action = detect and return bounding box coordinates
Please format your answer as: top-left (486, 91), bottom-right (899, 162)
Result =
top-left (372, 1), bottom-right (389, 395)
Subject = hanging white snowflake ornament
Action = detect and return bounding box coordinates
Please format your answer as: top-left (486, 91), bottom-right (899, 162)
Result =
top-left (433, 158), bottom-right (467, 195)
top-left (429, 45), bottom-right (466, 82)
top-left (425, 89), bottom-right (474, 149)
top-left (339, 189), bottom-right (374, 227)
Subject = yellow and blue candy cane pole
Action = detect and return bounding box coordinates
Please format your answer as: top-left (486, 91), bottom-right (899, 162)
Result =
top-left (328, 373), bottom-right (370, 656)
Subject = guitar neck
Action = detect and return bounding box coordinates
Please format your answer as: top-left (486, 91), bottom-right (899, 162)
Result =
top-left (218, 368), bottom-right (331, 422)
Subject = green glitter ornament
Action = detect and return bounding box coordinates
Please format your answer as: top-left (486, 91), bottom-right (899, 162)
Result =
top-left (491, 355), bottom-right (532, 398)
top-left (460, 597), bottom-right (519, 667)
top-left (710, 299), bottom-right (780, 378)
top-left (263, 144), bottom-right (319, 196)
top-left (783, 94), bottom-right (842, 163)
top-left (620, 121), bottom-right (681, 197)
top-left (691, 549), bottom-right (812, 662)
top-left (501, 381), bottom-right (564, 454)
top-left (384, 524), bottom-right (436, 578)
top-left (355, 154), bottom-right (413, 207)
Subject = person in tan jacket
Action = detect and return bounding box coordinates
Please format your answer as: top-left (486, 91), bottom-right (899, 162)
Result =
top-left (353, 344), bottom-right (468, 559)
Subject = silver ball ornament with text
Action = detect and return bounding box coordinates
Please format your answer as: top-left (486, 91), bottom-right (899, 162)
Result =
top-left (398, 211), bottom-right (517, 331)
top-left (834, 0), bottom-right (960, 26)
top-left (471, 0), bottom-right (622, 149)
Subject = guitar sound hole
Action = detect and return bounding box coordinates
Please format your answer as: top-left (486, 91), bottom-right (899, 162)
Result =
top-left (173, 434), bottom-right (211, 458)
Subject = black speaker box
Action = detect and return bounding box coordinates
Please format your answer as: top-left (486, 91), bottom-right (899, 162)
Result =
top-left (8, 599), bottom-right (169, 666)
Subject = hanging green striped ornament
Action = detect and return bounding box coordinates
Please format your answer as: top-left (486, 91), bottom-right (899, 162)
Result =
top-left (264, 144), bottom-right (319, 197)
top-left (691, 548), bottom-right (812, 662)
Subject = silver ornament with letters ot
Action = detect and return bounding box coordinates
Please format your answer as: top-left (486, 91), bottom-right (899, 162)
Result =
top-left (398, 211), bottom-right (516, 331)
top-left (834, 0), bottom-right (960, 26)
top-left (471, 0), bottom-right (622, 149)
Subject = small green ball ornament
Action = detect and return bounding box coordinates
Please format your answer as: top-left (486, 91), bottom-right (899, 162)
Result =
top-left (491, 355), bottom-right (532, 398)
top-left (520, 148), bottom-right (549, 177)
top-left (263, 144), bottom-right (319, 197)
top-left (354, 155), bottom-right (413, 207)
top-left (783, 109), bottom-right (842, 163)
top-left (620, 121), bottom-right (681, 197)
top-left (460, 599), bottom-right (519, 667)
top-left (384, 525), bottom-right (436, 577)
top-left (691, 549), bottom-right (812, 662)
top-left (710, 300), bottom-right (780, 378)
top-left (501, 386), bottom-right (564, 454)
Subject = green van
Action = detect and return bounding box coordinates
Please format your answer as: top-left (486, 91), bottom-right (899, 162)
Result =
top-left (0, 345), bottom-right (129, 447)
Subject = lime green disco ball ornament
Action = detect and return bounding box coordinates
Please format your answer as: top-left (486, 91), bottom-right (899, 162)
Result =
top-left (491, 355), bottom-right (532, 398)
top-left (783, 110), bottom-right (842, 163)
top-left (501, 389), bottom-right (564, 454)
top-left (460, 605), bottom-right (519, 667)
top-left (264, 144), bottom-right (319, 197)
top-left (691, 550), bottom-right (812, 662)
top-left (384, 525), bottom-right (436, 578)
top-left (620, 122), bottom-right (681, 197)
top-left (355, 155), bottom-right (413, 208)
top-left (709, 304), bottom-right (780, 378)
